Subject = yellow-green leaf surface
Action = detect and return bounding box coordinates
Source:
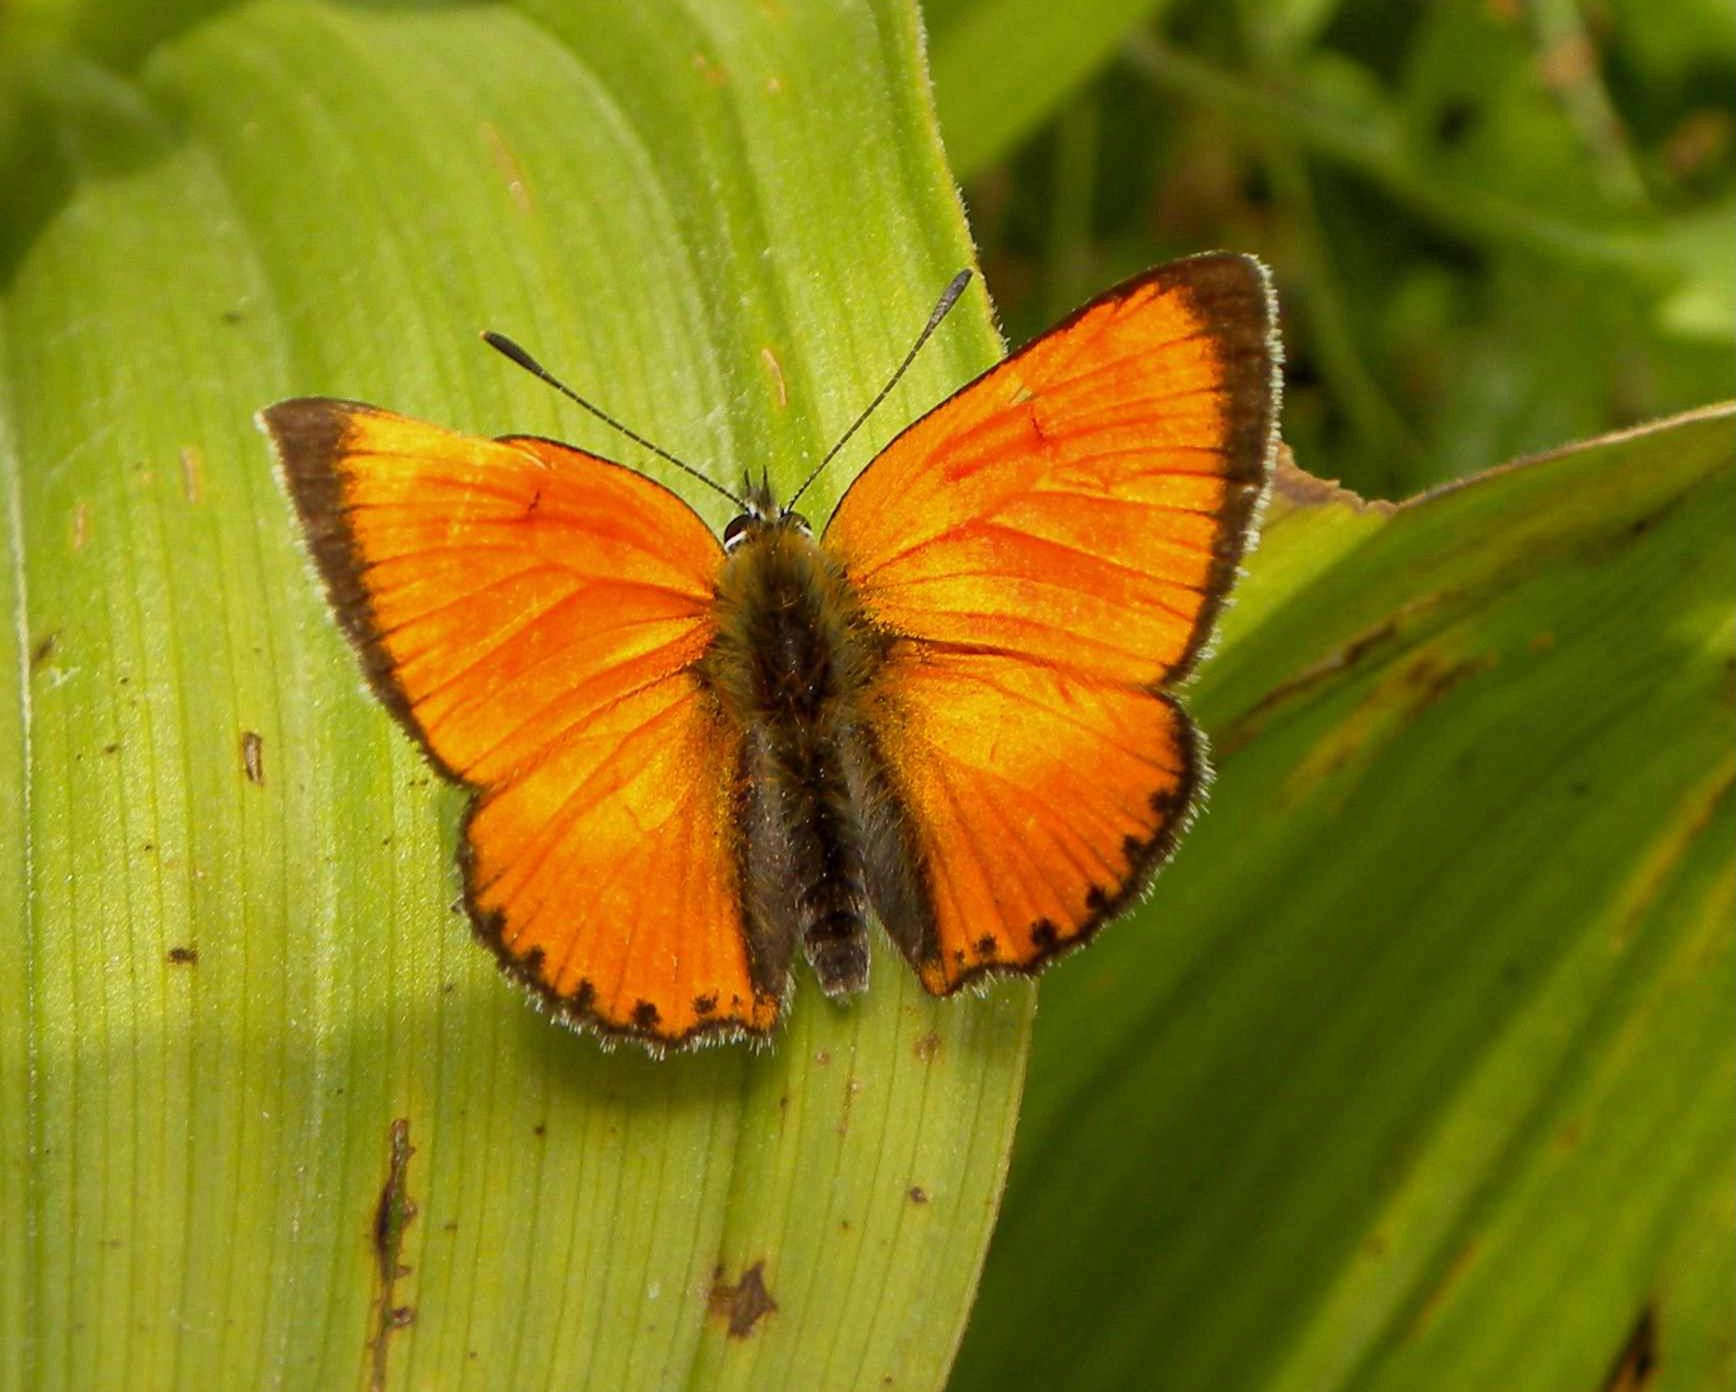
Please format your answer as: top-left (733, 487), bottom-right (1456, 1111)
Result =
top-left (954, 408), bottom-right (1736, 1390)
top-left (0, 3), bottom-right (1031, 1388)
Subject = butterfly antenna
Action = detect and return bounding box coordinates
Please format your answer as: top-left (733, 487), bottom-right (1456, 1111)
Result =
top-left (785, 268), bottom-right (973, 511)
top-left (481, 331), bottom-right (745, 509)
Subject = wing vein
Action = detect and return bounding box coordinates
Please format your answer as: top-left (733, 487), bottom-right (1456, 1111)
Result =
top-left (477, 691), bottom-right (695, 909)
top-left (462, 665), bottom-right (697, 796)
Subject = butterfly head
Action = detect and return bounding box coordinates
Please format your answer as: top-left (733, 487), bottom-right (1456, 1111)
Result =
top-left (723, 477), bottom-right (812, 553)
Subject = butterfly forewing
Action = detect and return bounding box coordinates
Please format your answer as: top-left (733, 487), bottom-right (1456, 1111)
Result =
top-left (827, 254), bottom-right (1278, 990)
top-left (261, 401), bottom-right (781, 1045)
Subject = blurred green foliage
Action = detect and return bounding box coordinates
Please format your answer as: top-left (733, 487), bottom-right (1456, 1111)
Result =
top-left (932, 0), bottom-right (1735, 498)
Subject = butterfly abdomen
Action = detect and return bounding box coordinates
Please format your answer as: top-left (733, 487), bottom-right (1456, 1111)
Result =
top-left (704, 523), bottom-right (884, 999)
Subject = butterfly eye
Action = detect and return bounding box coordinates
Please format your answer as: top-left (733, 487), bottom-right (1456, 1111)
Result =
top-left (723, 513), bottom-right (754, 551)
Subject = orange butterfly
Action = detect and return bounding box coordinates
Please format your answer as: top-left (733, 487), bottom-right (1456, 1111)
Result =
top-left (260, 254), bottom-right (1279, 1050)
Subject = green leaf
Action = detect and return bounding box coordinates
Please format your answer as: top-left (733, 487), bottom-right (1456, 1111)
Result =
top-left (0, 315), bottom-right (26, 1392)
top-left (954, 407), bottom-right (1736, 1390)
top-left (925, 0), bottom-right (1170, 180)
top-left (1, 3), bottom-right (1030, 1388)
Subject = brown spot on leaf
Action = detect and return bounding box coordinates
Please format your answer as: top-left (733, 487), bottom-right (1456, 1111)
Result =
top-left (240, 730), bottom-right (265, 785)
top-left (908, 1186), bottom-right (928, 1205)
top-left (1600, 1305), bottom-right (1657, 1392)
top-left (1661, 109), bottom-right (1730, 179)
top-left (1401, 651), bottom-right (1497, 708)
top-left (709, 1260), bottom-right (777, 1338)
top-left (837, 1074), bottom-right (863, 1136)
top-left (1409, 1235), bottom-right (1483, 1335)
top-left (369, 1118), bottom-right (417, 1392)
top-left (30, 632), bottom-right (58, 672)
top-left (1624, 503), bottom-right (1666, 538)
top-left (1215, 618), bottom-right (1401, 758)
top-left (166, 946), bottom-right (198, 966)
top-left (913, 1032), bottom-right (941, 1062)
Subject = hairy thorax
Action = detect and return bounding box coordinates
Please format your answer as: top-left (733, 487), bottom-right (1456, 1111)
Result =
top-left (705, 524), bottom-right (875, 727)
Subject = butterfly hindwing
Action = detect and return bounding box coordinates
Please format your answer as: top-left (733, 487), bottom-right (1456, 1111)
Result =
top-left (827, 254), bottom-right (1278, 989)
top-left (862, 653), bottom-right (1200, 991)
top-left (261, 401), bottom-right (783, 1045)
